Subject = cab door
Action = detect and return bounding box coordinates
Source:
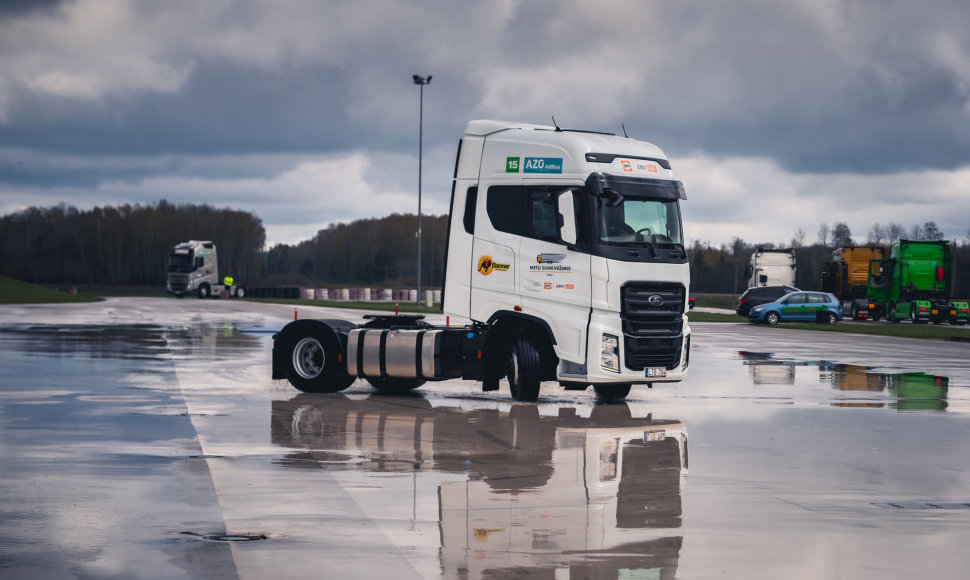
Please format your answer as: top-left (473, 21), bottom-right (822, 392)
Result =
top-left (516, 187), bottom-right (591, 363)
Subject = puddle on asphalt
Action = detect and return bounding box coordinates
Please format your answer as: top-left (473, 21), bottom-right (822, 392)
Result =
top-left (738, 351), bottom-right (950, 410)
top-left (271, 394), bottom-right (688, 577)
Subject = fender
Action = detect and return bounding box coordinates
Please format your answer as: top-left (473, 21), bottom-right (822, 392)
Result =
top-left (485, 310), bottom-right (560, 383)
top-left (272, 319), bottom-right (350, 380)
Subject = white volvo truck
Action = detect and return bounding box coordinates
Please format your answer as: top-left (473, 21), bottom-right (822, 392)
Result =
top-left (166, 240), bottom-right (245, 299)
top-left (272, 120), bottom-right (691, 401)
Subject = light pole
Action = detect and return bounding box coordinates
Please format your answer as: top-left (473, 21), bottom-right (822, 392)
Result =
top-left (412, 74), bottom-right (431, 306)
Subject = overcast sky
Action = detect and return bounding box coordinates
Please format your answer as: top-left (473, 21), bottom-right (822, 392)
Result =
top-left (2, 0), bottom-right (969, 249)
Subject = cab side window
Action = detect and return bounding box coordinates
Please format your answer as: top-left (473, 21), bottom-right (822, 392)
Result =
top-left (487, 186), bottom-right (565, 244)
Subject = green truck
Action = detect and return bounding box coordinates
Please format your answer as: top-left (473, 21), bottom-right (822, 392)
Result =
top-left (866, 239), bottom-right (969, 324)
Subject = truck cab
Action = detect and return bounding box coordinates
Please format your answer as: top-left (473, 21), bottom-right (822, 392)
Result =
top-left (166, 240), bottom-right (219, 298)
top-left (744, 247), bottom-right (796, 288)
top-left (443, 120), bottom-right (690, 394)
top-left (820, 245), bottom-right (886, 319)
top-left (867, 239), bottom-right (968, 324)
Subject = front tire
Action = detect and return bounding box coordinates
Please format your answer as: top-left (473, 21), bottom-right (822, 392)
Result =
top-left (507, 337), bottom-right (541, 402)
top-left (889, 303), bottom-right (899, 323)
top-left (283, 324), bottom-right (355, 393)
top-left (198, 283), bottom-right (210, 299)
top-left (366, 377), bottom-right (425, 394)
top-left (765, 312), bottom-right (780, 326)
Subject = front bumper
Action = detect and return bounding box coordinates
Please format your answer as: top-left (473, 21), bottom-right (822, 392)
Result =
top-left (577, 309), bottom-right (690, 385)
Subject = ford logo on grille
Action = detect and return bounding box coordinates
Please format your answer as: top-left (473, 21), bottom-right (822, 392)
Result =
top-left (648, 294), bottom-right (664, 306)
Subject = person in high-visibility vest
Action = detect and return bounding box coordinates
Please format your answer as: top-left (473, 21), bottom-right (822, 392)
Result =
top-left (223, 275), bottom-right (234, 287)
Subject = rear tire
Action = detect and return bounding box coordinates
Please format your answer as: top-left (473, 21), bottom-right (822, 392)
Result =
top-left (507, 337), bottom-right (541, 402)
top-left (819, 311), bottom-right (838, 325)
top-left (366, 377), bottom-right (425, 394)
top-left (593, 384), bottom-right (632, 401)
top-left (283, 324), bottom-right (355, 393)
top-left (234, 286), bottom-right (245, 298)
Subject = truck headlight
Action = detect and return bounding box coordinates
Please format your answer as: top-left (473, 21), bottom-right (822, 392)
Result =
top-left (601, 334), bottom-right (620, 373)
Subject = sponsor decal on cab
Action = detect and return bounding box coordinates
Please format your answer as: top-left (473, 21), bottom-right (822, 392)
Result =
top-left (478, 255), bottom-right (510, 275)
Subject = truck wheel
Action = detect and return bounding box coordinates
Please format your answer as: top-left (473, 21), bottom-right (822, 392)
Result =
top-left (593, 384), bottom-right (632, 401)
top-left (284, 327), bottom-right (355, 393)
top-left (888, 303), bottom-right (899, 323)
top-left (234, 286), bottom-right (245, 298)
top-left (198, 283), bottom-right (210, 299)
top-left (507, 337), bottom-right (541, 402)
top-left (765, 312), bottom-right (780, 326)
top-left (909, 307), bottom-right (925, 324)
top-left (366, 377), bottom-right (425, 394)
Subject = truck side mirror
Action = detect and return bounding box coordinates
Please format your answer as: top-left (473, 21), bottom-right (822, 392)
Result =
top-left (557, 190), bottom-right (577, 245)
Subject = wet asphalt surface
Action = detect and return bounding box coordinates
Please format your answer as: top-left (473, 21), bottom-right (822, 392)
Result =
top-left (1, 298), bottom-right (969, 579)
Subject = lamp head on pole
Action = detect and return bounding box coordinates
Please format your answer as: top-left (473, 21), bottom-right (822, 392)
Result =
top-left (412, 74), bottom-right (432, 85)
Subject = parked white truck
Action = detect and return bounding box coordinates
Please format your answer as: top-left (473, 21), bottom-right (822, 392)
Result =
top-left (272, 120), bottom-right (691, 401)
top-left (744, 247), bottom-right (797, 288)
top-left (166, 240), bottom-right (245, 299)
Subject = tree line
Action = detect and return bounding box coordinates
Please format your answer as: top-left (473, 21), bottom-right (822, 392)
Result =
top-left (0, 201), bottom-right (265, 286)
top-left (264, 213), bottom-right (448, 287)
top-left (3, 203), bottom-right (968, 298)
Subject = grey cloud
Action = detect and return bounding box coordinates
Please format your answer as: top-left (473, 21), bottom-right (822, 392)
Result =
top-left (1, 0), bottom-right (969, 247)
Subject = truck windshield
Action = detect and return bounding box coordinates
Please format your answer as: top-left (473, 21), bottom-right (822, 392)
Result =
top-left (596, 198), bottom-right (683, 247)
top-left (168, 252), bottom-right (194, 270)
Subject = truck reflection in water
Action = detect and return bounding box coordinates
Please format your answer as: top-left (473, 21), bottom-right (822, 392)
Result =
top-left (738, 351), bottom-right (949, 410)
top-left (272, 395), bottom-right (687, 579)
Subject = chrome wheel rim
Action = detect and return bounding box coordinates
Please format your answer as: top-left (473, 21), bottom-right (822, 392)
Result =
top-left (292, 337), bottom-right (325, 379)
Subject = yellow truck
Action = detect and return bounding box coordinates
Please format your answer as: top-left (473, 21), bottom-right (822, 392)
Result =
top-left (819, 245), bottom-right (887, 320)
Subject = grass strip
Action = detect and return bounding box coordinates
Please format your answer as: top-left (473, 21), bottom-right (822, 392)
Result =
top-left (0, 275), bottom-right (102, 304)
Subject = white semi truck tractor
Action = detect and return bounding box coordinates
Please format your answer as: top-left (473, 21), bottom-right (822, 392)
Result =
top-left (744, 247), bottom-right (797, 288)
top-left (272, 120), bottom-right (691, 401)
top-left (166, 240), bottom-right (245, 299)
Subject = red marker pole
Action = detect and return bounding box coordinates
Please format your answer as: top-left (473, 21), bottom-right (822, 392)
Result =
top-left (294, 307), bottom-right (298, 321)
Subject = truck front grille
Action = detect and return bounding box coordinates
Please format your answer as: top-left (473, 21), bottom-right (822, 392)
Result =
top-left (169, 274), bottom-right (188, 291)
top-left (621, 282), bottom-right (685, 371)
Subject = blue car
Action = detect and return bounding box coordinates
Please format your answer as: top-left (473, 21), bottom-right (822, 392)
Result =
top-left (748, 291), bottom-right (842, 325)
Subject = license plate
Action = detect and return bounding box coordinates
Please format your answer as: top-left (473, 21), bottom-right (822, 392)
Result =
top-left (644, 430), bottom-right (666, 442)
top-left (646, 367), bottom-right (667, 378)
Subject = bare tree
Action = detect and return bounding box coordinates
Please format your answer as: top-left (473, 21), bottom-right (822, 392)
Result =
top-left (868, 223), bottom-right (886, 245)
top-left (922, 221), bottom-right (943, 240)
top-left (790, 227), bottom-right (806, 248)
top-left (817, 223), bottom-right (830, 247)
top-left (886, 223), bottom-right (905, 245)
top-left (909, 223), bottom-right (925, 240)
top-left (832, 222), bottom-right (853, 247)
